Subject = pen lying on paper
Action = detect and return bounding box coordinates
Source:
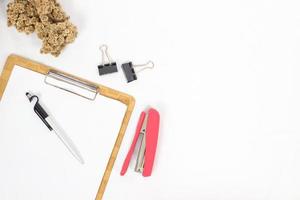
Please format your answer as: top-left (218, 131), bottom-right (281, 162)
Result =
top-left (26, 92), bottom-right (84, 164)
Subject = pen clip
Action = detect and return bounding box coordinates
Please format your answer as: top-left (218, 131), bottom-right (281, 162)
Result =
top-left (26, 93), bottom-right (52, 131)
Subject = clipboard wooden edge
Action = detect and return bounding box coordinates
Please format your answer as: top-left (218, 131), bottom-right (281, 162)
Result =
top-left (0, 54), bottom-right (135, 200)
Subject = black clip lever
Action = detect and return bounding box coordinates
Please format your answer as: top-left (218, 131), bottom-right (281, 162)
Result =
top-left (98, 45), bottom-right (118, 75)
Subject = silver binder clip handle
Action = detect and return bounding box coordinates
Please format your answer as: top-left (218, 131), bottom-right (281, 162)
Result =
top-left (99, 44), bottom-right (113, 65)
top-left (133, 61), bottom-right (155, 73)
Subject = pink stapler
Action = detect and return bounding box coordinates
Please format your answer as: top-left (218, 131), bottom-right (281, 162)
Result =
top-left (121, 108), bottom-right (160, 177)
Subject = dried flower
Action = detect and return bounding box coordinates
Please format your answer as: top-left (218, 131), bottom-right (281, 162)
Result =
top-left (7, 0), bottom-right (77, 56)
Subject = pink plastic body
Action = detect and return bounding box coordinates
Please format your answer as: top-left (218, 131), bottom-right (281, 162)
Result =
top-left (120, 111), bottom-right (146, 176)
top-left (120, 108), bottom-right (160, 177)
top-left (143, 108), bottom-right (160, 177)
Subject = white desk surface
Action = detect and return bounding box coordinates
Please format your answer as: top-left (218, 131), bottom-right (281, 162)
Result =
top-left (1, 0), bottom-right (300, 199)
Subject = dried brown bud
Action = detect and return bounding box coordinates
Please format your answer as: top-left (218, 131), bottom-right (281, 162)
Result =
top-left (7, 0), bottom-right (77, 57)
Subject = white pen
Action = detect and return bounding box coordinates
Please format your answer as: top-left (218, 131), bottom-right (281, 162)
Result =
top-left (26, 92), bottom-right (84, 164)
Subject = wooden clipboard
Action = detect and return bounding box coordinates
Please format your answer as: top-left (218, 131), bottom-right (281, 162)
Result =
top-left (0, 54), bottom-right (135, 200)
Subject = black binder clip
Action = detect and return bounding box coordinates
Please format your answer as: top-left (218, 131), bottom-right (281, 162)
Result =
top-left (98, 45), bottom-right (118, 76)
top-left (121, 61), bottom-right (154, 83)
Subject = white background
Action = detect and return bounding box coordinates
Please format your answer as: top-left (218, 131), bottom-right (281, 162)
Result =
top-left (1, 0), bottom-right (300, 199)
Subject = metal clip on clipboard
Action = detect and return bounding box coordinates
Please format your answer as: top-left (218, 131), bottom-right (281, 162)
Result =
top-left (44, 70), bottom-right (98, 100)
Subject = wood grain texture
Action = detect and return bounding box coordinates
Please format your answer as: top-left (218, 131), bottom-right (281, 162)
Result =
top-left (0, 54), bottom-right (135, 200)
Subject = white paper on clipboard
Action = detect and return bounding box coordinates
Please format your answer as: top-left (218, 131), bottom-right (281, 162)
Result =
top-left (0, 65), bottom-right (126, 200)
